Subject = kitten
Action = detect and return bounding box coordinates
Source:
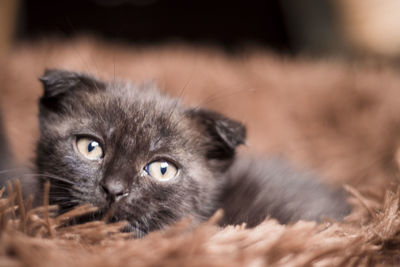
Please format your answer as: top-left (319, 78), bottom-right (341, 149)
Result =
top-left (34, 69), bottom-right (349, 235)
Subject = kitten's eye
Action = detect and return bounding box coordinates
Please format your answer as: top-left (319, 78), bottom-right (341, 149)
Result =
top-left (76, 137), bottom-right (104, 160)
top-left (144, 160), bottom-right (178, 181)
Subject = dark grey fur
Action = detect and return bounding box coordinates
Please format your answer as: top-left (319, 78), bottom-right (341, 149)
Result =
top-left (219, 157), bottom-right (349, 227)
top-left (34, 69), bottom-right (349, 235)
top-left (0, 112), bottom-right (16, 184)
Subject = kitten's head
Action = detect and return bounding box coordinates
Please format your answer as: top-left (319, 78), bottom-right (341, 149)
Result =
top-left (36, 69), bottom-right (245, 235)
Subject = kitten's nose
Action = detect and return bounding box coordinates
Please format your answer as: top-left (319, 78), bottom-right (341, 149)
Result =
top-left (101, 180), bottom-right (128, 202)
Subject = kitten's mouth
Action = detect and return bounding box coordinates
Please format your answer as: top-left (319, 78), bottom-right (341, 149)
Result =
top-left (104, 192), bottom-right (129, 206)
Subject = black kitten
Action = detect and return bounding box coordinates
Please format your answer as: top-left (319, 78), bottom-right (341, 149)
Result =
top-left (35, 69), bottom-right (349, 235)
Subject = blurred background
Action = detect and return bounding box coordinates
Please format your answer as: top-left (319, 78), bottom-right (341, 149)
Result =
top-left (1, 0), bottom-right (400, 60)
top-left (1, 0), bottom-right (400, 189)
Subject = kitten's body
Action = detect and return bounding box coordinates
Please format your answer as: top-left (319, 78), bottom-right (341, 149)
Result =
top-left (220, 157), bottom-right (348, 226)
top-left (3, 69), bottom-right (349, 234)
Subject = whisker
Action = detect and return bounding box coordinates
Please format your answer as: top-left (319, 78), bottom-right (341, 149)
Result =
top-left (165, 60), bottom-right (198, 127)
top-left (47, 197), bottom-right (80, 205)
top-left (22, 173), bottom-right (76, 185)
top-left (195, 87), bottom-right (256, 109)
top-left (47, 184), bottom-right (85, 194)
top-left (113, 50), bottom-right (116, 84)
top-left (48, 197), bottom-right (79, 203)
top-left (0, 168), bottom-right (26, 175)
top-left (19, 173), bottom-right (85, 194)
top-left (64, 18), bottom-right (100, 78)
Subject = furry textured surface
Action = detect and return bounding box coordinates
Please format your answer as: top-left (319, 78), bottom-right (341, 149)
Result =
top-left (1, 38), bottom-right (400, 266)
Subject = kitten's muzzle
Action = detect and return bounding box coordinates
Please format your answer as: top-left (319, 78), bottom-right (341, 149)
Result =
top-left (100, 179), bottom-right (129, 203)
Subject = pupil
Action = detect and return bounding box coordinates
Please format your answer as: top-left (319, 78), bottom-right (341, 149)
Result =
top-left (88, 141), bottom-right (98, 152)
top-left (160, 162), bottom-right (168, 175)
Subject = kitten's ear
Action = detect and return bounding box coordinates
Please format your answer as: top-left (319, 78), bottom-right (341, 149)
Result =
top-left (39, 69), bottom-right (105, 104)
top-left (187, 108), bottom-right (246, 163)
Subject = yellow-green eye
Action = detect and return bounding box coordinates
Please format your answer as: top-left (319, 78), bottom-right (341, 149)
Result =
top-left (144, 160), bottom-right (178, 181)
top-left (76, 137), bottom-right (104, 160)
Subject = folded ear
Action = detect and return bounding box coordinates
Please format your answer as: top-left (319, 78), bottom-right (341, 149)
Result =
top-left (39, 69), bottom-right (105, 110)
top-left (186, 108), bottom-right (246, 164)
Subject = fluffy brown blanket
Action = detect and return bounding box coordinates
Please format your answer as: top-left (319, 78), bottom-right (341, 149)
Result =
top-left (1, 38), bottom-right (400, 266)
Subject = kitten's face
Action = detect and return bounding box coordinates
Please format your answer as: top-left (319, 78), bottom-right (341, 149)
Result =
top-left (36, 69), bottom-right (245, 235)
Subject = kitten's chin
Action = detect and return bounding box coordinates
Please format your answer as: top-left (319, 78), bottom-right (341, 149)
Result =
top-left (120, 222), bottom-right (148, 238)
